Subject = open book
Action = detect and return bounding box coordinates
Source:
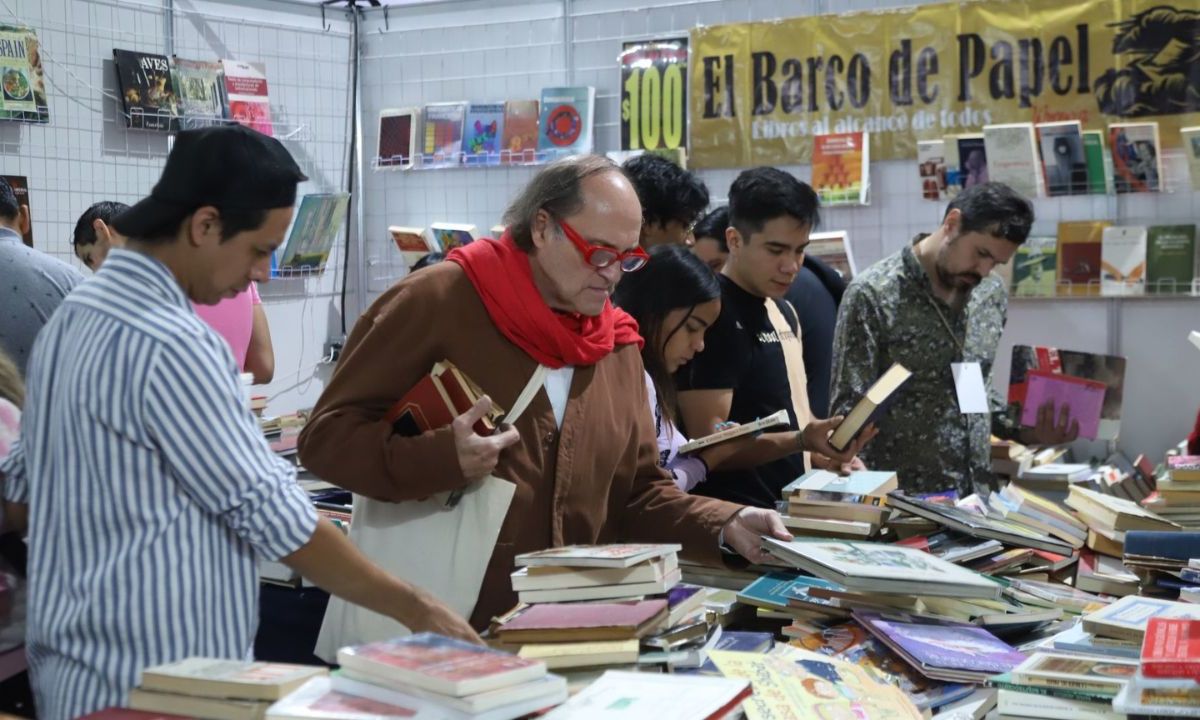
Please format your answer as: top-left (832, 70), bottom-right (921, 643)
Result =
top-left (677, 409), bottom-right (790, 455)
top-left (830, 363), bottom-right (911, 451)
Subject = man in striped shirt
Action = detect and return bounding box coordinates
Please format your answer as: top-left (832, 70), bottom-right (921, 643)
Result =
top-left (0, 126), bottom-right (478, 718)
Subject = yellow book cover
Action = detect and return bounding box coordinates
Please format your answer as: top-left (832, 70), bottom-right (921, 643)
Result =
top-left (709, 647), bottom-right (922, 720)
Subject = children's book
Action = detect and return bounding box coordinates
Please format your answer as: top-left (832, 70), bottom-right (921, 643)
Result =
top-left (462, 102), bottom-right (505, 166)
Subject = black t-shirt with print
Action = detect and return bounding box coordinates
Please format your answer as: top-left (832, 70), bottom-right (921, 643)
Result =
top-left (674, 274), bottom-right (805, 508)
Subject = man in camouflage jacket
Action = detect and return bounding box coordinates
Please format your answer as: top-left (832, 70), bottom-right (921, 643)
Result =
top-left (831, 183), bottom-right (1078, 496)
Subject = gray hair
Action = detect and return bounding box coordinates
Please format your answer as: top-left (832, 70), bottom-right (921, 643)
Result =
top-left (503, 154), bottom-right (623, 251)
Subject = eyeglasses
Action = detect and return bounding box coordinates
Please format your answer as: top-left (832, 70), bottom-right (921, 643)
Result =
top-left (556, 218), bottom-right (649, 272)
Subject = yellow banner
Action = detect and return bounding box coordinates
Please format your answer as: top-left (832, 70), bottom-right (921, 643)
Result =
top-left (689, 0), bottom-right (1200, 166)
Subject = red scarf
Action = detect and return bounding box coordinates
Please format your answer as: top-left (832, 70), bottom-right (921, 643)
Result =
top-left (448, 234), bottom-right (642, 369)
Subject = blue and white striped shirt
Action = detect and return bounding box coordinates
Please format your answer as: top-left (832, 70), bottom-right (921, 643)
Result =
top-left (0, 249), bottom-right (317, 719)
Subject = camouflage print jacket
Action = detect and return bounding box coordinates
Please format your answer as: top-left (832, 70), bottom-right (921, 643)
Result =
top-left (830, 243), bottom-right (1019, 496)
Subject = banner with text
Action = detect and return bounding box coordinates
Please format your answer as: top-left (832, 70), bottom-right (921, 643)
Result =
top-left (689, 0), bottom-right (1200, 166)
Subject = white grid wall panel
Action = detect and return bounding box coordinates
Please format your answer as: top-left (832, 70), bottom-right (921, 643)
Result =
top-left (0, 0), bottom-right (354, 416)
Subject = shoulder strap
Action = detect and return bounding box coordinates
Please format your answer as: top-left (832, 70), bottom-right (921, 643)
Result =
top-left (503, 364), bottom-right (550, 425)
top-left (778, 298), bottom-right (801, 335)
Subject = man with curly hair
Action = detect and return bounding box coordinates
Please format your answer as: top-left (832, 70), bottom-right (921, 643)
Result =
top-left (622, 153), bottom-right (709, 249)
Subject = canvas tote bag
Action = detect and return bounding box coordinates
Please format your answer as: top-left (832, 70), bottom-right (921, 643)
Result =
top-left (315, 364), bottom-right (548, 661)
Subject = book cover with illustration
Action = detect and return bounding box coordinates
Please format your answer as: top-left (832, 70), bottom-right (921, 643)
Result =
top-left (538, 87), bottom-right (595, 156)
top-left (1007, 345), bottom-right (1126, 442)
top-left (956, 134), bottom-right (989, 189)
top-left (1183, 127), bottom-right (1200, 192)
top-left (113, 49), bottom-right (178, 131)
top-left (428, 222), bottom-right (477, 252)
top-left (856, 612), bottom-right (1027, 675)
top-left (1082, 130), bottom-right (1112, 194)
top-left (421, 102), bottom-right (466, 167)
top-left (1100, 225), bottom-right (1147, 296)
top-left (462, 102), bottom-right (505, 166)
top-left (278, 193), bottom-right (349, 273)
top-left (501, 99), bottom-right (539, 164)
top-left (806, 230), bottom-right (856, 280)
top-left (377, 107), bottom-right (418, 169)
top-left (811, 132), bottom-right (869, 205)
top-left (1037, 121), bottom-right (1089, 196)
top-left (172, 57), bottom-right (226, 127)
top-left (0, 26), bottom-right (47, 123)
top-left (388, 226), bottom-right (432, 266)
top-left (1012, 236), bottom-right (1057, 297)
top-left (983, 123), bottom-right (1041, 197)
top-left (222, 59), bottom-right (272, 137)
top-left (1, 175), bottom-right (31, 246)
top-left (1110, 122), bottom-right (1162, 193)
top-left (916, 139), bottom-right (947, 200)
top-left (1146, 224), bottom-right (1196, 294)
top-left (1057, 220), bottom-right (1110, 296)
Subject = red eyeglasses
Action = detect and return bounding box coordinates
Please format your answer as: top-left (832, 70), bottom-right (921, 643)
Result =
top-left (557, 218), bottom-right (649, 272)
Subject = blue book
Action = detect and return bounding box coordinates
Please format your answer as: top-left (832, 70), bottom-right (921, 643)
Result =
top-left (462, 102), bottom-right (505, 166)
top-left (1124, 531), bottom-right (1200, 561)
top-left (736, 571), bottom-right (844, 614)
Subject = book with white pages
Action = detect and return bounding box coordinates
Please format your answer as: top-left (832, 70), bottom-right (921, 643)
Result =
top-left (517, 568), bottom-right (682, 603)
top-left (515, 544), bottom-right (680, 569)
top-left (677, 409), bottom-right (790, 454)
top-left (512, 555), bottom-right (678, 592)
top-left (330, 671), bottom-right (568, 718)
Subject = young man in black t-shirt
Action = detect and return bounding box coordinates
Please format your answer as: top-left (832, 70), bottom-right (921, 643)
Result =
top-left (675, 168), bottom-right (871, 508)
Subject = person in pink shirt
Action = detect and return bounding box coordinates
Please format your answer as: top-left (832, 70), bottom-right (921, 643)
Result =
top-left (73, 201), bottom-right (275, 383)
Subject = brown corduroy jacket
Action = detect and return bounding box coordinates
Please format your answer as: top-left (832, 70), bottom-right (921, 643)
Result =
top-left (297, 262), bottom-right (743, 627)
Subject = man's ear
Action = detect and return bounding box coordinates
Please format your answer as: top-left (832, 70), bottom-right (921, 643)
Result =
top-left (16, 204), bottom-right (30, 237)
top-left (189, 206), bottom-right (222, 247)
top-left (942, 208), bottom-right (962, 237)
top-left (725, 225), bottom-right (744, 253)
top-left (530, 209), bottom-right (552, 251)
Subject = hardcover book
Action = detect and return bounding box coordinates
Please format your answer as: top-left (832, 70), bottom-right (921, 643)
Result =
top-left (335, 632), bottom-right (545, 698)
top-left (736, 571), bottom-right (845, 616)
top-left (856, 611), bottom-right (1026, 678)
top-left (113, 49), bottom-right (178, 131)
top-left (1036, 121), bottom-right (1089, 196)
top-left (385, 359), bottom-right (502, 439)
top-left (421, 102), bottom-right (467, 167)
top-left (515, 544), bottom-right (679, 569)
top-left (829, 362), bottom-right (911, 451)
top-left (462, 102), bottom-right (505, 166)
top-left (222, 59), bottom-right (272, 136)
top-left (538, 87), bottom-right (595, 155)
top-left (1100, 225), bottom-right (1147, 296)
top-left (1012, 236), bottom-right (1057, 297)
top-left (1056, 220), bottom-right (1110, 296)
top-left (377, 108), bottom-right (418, 169)
top-left (494, 600), bottom-right (668, 643)
top-left (1110, 122), bottom-right (1162, 193)
top-left (1145, 224), bottom-right (1196, 294)
top-left (811, 131), bottom-right (870, 205)
top-left (277, 193), bottom-right (350, 273)
top-left (1011, 651), bottom-right (1138, 696)
top-left (917, 139), bottom-right (947, 200)
top-left (0, 26), bottom-right (47, 123)
top-left (1141, 618), bottom-right (1200, 679)
top-left (984, 123), bottom-right (1041, 197)
top-left (761, 538), bottom-right (1001, 599)
top-left (172, 57), bottom-right (226, 127)
top-left (500, 100), bottom-right (539, 164)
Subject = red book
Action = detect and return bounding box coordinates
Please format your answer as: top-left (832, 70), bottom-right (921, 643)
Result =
top-left (495, 599), bottom-right (668, 643)
top-left (384, 360), bottom-right (501, 437)
top-left (1141, 617), bottom-right (1200, 679)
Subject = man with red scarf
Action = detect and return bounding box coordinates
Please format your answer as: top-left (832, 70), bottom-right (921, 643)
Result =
top-left (298, 156), bottom-right (864, 628)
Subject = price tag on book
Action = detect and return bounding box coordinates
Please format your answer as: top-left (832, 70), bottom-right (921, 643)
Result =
top-left (952, 362), bottom-right (990, 414)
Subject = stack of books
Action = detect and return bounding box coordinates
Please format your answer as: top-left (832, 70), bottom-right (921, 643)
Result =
top-left (1122, 530), bottom-right (1200, 596)
top-left (1114, 617), bottom-right (1200, 716)
top-left (125, 658), bottom-right (327, 718)
top-left (509, 544), bottom-right (682, 604)
top-left (1143, 455), bottom-right (1200, 529)
top-left (1066, 485), bottom-right (1179, 558)
top-left (989, 650), bottom-right (1137, 719)
top-left (542, 670), bottom-right (752, 719)
top-left (279, 633), bottom-right (569, 720)
top-left (778, 469), bottom-right (896, 538)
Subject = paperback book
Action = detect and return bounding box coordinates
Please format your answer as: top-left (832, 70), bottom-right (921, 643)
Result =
top-left (500, 100), bottom-right (539, 163)
top-left (1110, 122), bottom-right (1162, 193)
top-left (1007, 345), bottom-right (1126, 442)
top-left (377, 108), bottom-right (419, 169)
top-left (113, 49), bottom-right (178, 131)
top-left (538, 87), bottom-right (595, 155)
top-left (917, 139), bottom-right (947, 200)
top-left (855, 611), bottom-right (1027, 682)
top-left (984, 123), bottom-right (1041, 197)
top-left (462, 102), bottom-right (505, 166)
top-left (1036, 121), bottom-right (1089, 196)
top-left (806, 230), bottom-right (857, 280)
top-left (428, 222), bottom-right (477, 252)
top-left (1011, 236), bottom-right (1057, 297)
top-left (277, 193), bottom-right (350, 273)
top-left (0, 25), bottom-right (47, 123)
top-left (1145, 224), bottom-right (1196, 294)
top-left (811, 131), bottom-right (869, 205)
top-left (172, 57), bottom-right (226, 127)
top-left (1056, 220), bottom-right (1109, 296)
top-left (222, 59), bottom-right (273, 136)
top-left (421, 102), bottom-right (467, 167)
top-left (1100, 225), bottom-right (1147, 296)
